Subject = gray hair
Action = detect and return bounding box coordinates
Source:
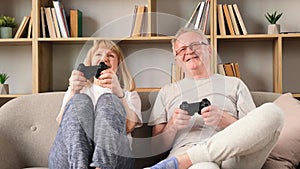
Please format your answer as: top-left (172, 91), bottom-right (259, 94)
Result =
top-left (171, 27), bottom-right (209, 53)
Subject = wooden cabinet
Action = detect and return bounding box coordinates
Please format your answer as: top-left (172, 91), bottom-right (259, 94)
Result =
top-left (0, 0), bottom-right (299, 106)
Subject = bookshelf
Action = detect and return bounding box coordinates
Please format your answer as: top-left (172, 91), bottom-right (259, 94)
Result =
top-left (0, 0), bottom-right (214, 106)
top-left (0, 0), bottom-right (299, 106)
top-left (213, 0), bottom-right (300, 98)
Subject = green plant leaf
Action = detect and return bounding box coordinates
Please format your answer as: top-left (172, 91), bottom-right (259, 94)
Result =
top-left (0, 15), bottom-right (17, 27)
top-left (0, 73), bottom-right (9, 84)
top-left (265, 11), bottom-right (283, 24)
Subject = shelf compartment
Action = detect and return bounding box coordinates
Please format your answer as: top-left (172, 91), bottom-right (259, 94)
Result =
top-left (282, 38), bottom-right (300, 94)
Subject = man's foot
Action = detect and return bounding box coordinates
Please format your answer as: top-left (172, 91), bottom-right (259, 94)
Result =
top-left (148, 157), bottom-right (179, 169)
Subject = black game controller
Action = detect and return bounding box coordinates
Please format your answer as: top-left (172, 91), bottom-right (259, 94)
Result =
top-left (77, 62), bottom-right (109, 79)
top-left (180, 98), bottom-right (211, 116)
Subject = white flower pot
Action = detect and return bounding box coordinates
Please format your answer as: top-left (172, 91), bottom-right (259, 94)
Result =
top-left (0, 27), bottom-right (13, 38)
top-left (268, 24), bottom-right (280, 34)
top-left (0, 84), bottom-right (9, 94)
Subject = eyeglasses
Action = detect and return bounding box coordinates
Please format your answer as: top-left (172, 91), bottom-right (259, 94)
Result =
top-left (175, 41), bottom-right (208, 57)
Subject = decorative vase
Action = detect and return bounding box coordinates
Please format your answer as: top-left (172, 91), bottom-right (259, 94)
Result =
top-left (268, 24), bottom-right (280, 34)
top-left (0, 27), bottom-right (13, 38)
top-left (0, 84), bottom-right (9, 94)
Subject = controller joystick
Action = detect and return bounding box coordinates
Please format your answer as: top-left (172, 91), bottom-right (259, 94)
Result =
top-left (77, 62), bottom-right (109, 79)
top-left (95, 62), bottom-right (109, 78)
top-left (180, 98), bottom-right (211, 116)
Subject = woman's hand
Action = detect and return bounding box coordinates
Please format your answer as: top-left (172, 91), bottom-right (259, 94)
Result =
top-left (97, 69), bottom-right (124, 98)
top-left (69, 70), bottom-right (87, 94)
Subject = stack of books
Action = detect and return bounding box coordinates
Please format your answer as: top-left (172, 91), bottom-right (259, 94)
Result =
top-left (130, 5), bottom-right (149, 37)
top-left (14, 11), bottom-right (33, 38)
top-left (217, 62), bottom-right (241, 78)
top-left (185, 0), bottom-right (211, 34)
top-left (40, 0), bottom-right (82, 38)
top-left (217, 3), bottom-right (247, 35)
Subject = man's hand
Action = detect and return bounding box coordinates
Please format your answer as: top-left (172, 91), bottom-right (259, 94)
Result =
top-left (167, 108), bottom-right (191, 131)
top-left (201, 105), bottom-right (237, 129)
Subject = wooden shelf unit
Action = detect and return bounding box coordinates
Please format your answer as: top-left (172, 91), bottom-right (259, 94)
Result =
top-left (213, 0), bottom-right (300, 97)
top-left (1, 0), bottom-right (300, 107)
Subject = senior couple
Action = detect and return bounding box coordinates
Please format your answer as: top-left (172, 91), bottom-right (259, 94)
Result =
top-left (48, 27), bottom-right (284, 169)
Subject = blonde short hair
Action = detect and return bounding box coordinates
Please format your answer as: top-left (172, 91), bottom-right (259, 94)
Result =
top-left (84, 40), bottom-right (136, 91)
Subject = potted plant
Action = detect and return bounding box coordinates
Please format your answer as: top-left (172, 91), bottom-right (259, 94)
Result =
top-left (265, 11), bottom-right (283, 34)
top-left (0, 73), bottom-right (9, 94)
top-left (0, 15), bottom-right (17, 38)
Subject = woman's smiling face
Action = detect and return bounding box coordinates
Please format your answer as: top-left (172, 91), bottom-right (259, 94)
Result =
top-left (92, 47), bottom-right (119, 72)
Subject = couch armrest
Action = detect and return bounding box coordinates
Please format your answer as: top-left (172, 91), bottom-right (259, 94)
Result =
top-left (0, 133), bottom-right (22, 169)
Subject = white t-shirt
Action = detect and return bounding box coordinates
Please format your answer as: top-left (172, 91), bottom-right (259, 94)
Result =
top-left (148, 74), bottom-right (255, 154)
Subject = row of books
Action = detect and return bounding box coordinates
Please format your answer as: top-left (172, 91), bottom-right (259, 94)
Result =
top-left (217, 4), bottom-right (247, 35)
top-left (14, 11), bottom-right (33, 38)
top-left (130, 5), bottom-right (149, 37)
top-left (185, 0), bottom-right (211, 33)
top-left (217, 62), bottom-right (241, 78)
top-left (41, 0), bottom-right (82, 38)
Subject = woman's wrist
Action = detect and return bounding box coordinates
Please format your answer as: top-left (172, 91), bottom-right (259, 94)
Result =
top-left (118, 91), bottom-right (125, 99)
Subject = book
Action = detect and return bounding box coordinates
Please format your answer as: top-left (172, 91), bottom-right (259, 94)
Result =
top-left (185, 1), bottom-right (202, 28)
top-left (27, 11), bottom-right (33, 38)
top-left (51, 7), bottom-right (61, 38)
top-left (217, 4), bottom-right (226, 35)
top-left (281, 31), bottom-right (300, 34)
top-left (61, 5), bottom-right (70, 37)
top-left (217, 63), bottom-right (226, 75)
top-left (53, 0), bottom-right (70, 38)
top-left (223, 63), bottom-right (235, 77)
top-left (228, 4), bottom-right (240, 35)
top-left (70, 9), bottom-right (83, 37)
top-left (223, 4), bottom-right (235, 35)
top-left (141, 5), bottom-right (149, 36)
top-left (40, 7), bottom-right (47, 38)
top-left (27, 17), bottom-right (33, 38)
top-left (194, 2), bottom-right (205, 29)
top-left (130, 5), bottom-right (138, 36)
top-left (44, 7), bottom-right (57, 38)
top-left (233, 4), bottom-right (248, 35)
top-left (131, 5), bottom-right (146, 37)
top-left (200, 0), bottom-right (211, 33)
top-left (233, 63), bottom-right (241, 78)
top-left (171, 63), bottom-right (184, 83)
top-left (14, 16), bottom-right (30, 38)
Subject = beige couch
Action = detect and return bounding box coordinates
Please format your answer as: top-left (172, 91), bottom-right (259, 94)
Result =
top-left (0, 91), bottom-right (294, 169)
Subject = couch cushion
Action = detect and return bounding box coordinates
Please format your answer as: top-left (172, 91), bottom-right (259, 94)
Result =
top-left (0, 92), bottom-right (65, 168)
top-left (263, 93), bottom-right (300, 169)
top-left (251, 91), bottom-right (281, 107)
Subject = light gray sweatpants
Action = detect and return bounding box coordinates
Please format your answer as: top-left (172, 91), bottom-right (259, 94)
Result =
top-left (49, 93), bottom-right (134, 169)
top-left (171, 103), bottom-right (284, 169)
